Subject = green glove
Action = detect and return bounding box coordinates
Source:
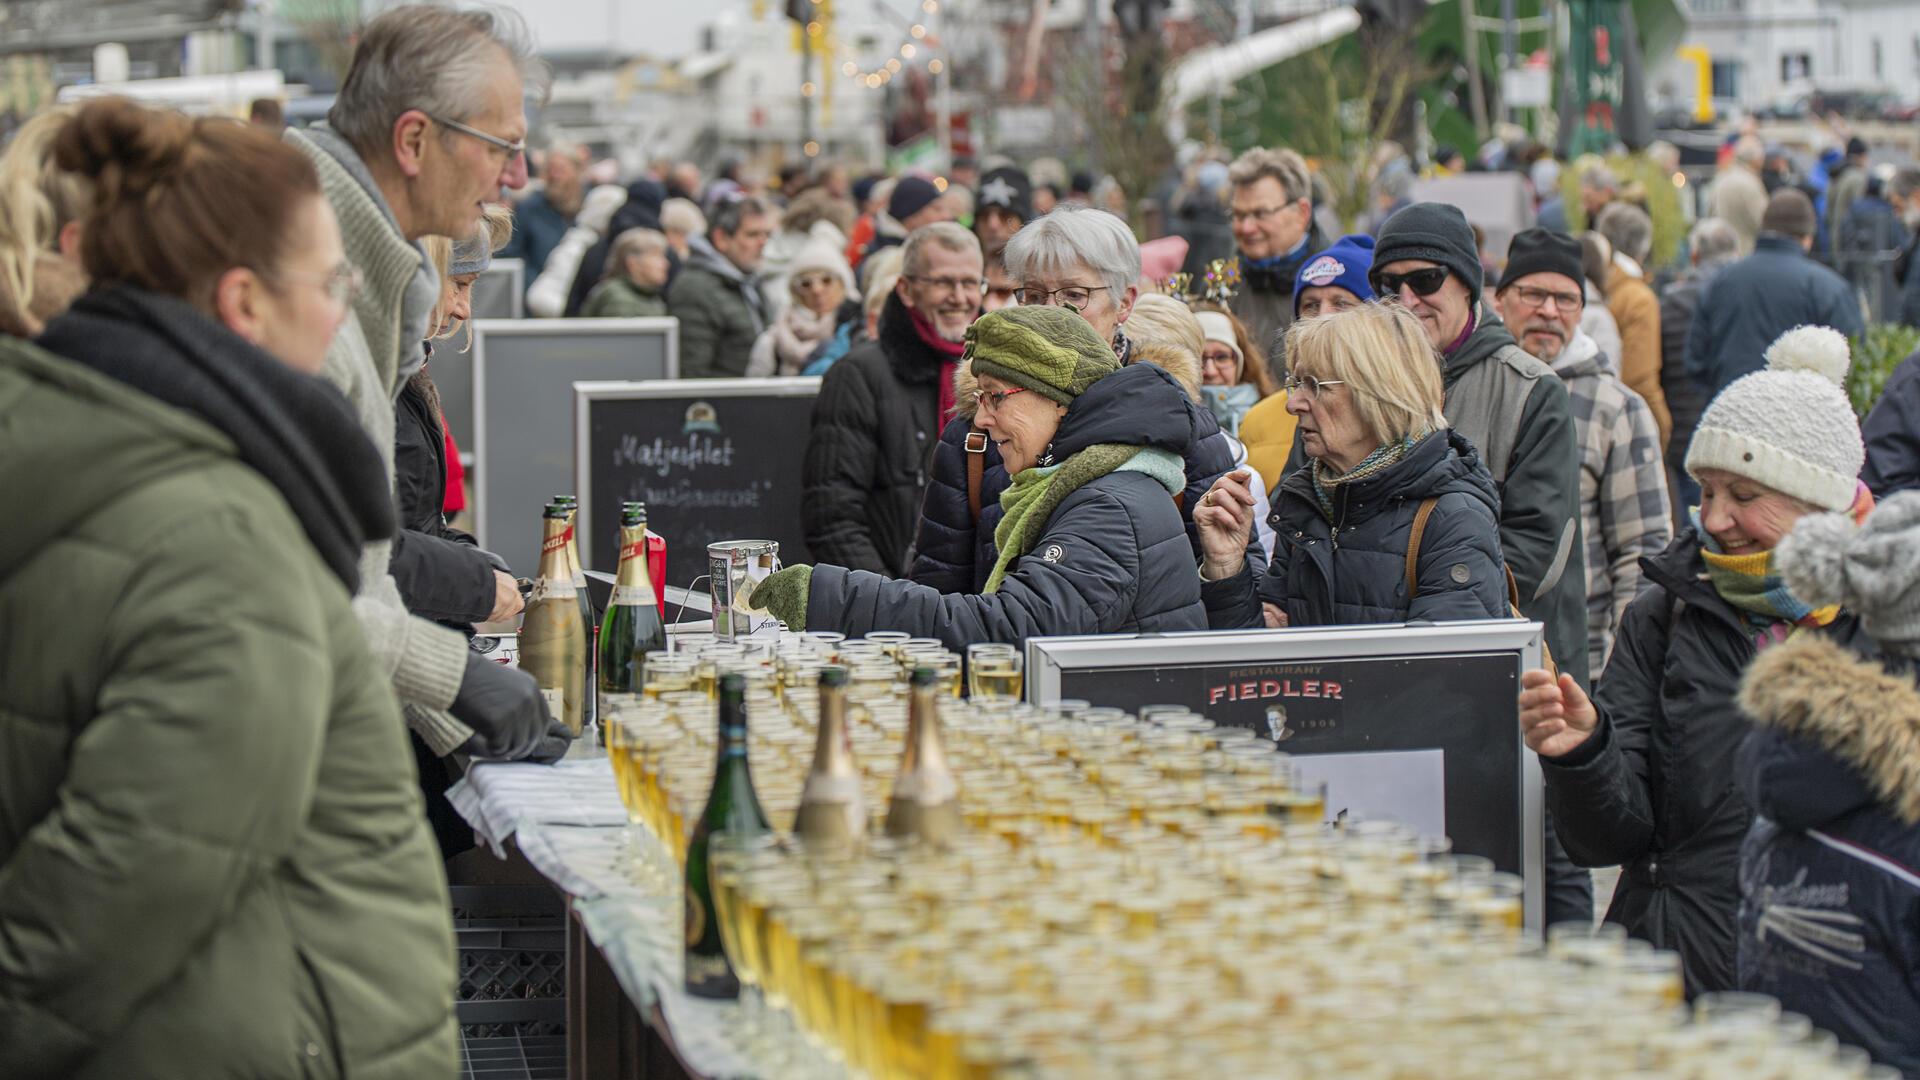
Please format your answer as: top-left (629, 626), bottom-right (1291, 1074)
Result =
top-left (748, 564), bottom-right (813, 631)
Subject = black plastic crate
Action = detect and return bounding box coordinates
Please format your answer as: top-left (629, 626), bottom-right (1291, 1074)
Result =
top-left (451, 885), bottom-right (567, 1039)
top-left (461, 1033), bottom-right (567, 1080)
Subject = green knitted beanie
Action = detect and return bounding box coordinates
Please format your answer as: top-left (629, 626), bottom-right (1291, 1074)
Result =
top-left (964, 305), bottom-right (1120, 405)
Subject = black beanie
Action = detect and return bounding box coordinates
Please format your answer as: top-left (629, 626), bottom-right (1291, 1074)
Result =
top-left (1372, 202), bottom-right (1484, 308)
top-left (1498, 228), bottom-right (1584, 292)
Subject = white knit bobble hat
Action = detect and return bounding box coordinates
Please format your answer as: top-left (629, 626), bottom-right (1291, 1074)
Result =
top-left (1193, 309), bottom-right (1243, 376)
top-left (1685, 325), bottom-right (1863, 512)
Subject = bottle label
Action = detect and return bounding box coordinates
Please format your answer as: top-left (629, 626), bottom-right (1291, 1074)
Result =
top-left (620, 539), bottom-right (648, 563)
top-left (612, 585), bottom-right (654, 605)
top-left (802, 773), bottom-right (864, 803)
top-left (540, 687), bottom-right (566, 718)
top-left (542, 532), bottom-right (569, 555)
top-left (684, 892), bottom-right (707, 946)
top-left (891, 770), bottom-right (959, 804)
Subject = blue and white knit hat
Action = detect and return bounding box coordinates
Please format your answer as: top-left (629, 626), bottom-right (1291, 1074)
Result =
top-left (1293, 233), bottom-right (1378, 315)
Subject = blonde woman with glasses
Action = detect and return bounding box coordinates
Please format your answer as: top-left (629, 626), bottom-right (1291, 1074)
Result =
top-left (1194, 302), bottom-right (1509, 628)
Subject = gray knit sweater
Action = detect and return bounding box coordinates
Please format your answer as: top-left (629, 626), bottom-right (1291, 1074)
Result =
top-left (287, 127), bottom-right (474, 754)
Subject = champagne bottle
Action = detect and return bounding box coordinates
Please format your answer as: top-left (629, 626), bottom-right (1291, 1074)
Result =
top-left (598, 502), bottom-right (667, 708)
top-left (520, 502), bottom-right (587, 735)
top-left (685, 672), bottom-right (771, 998)
top-left (794, 665), bottom-right (865, 850)
top-left (886, 666), bottom-right (962, 846)
top-left (553, 496), bottom-right (597, 736)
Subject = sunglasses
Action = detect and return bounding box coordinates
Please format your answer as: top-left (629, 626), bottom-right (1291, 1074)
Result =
top-left (1370, 267), bottom-right (1451, 298)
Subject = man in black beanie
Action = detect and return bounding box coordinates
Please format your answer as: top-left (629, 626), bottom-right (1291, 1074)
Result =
top-left (1372, 202), bottom-right (1595, 926)
top-left (975, 165), bottom-right (1034, 253)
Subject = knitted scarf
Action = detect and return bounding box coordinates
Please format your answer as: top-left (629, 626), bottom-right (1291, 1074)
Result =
top-left (1310, 432), bottom-right (1424, 520)
top-left (908, 304), bottom-right (966, 421)
top-left (985, 444), bottom-right (1184, 593)
top-left (1200, 383), bottom-right (1261, 437)
top-left (770, 301), bottom-right (840, 375)
top-left (1694, 482), bottom-right (1876, 648)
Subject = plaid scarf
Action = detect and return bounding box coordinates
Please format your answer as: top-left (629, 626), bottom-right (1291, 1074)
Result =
top-left (1694, 482), bottom-right (1876, 649)
top-left (1310, 432), bottom-right (1424, 521)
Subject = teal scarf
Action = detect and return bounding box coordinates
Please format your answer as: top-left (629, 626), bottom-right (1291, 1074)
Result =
top-left (1310, 433), bottom-right (1423, 521)
top-left (1200, 383), bottom-right (1261, 437)
top-left (1690, 487), bottom-right (1873, 648)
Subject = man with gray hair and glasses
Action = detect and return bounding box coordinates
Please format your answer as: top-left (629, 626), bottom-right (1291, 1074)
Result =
top-left (908, 205), bottom-right (1248, 594)
top-left (286, 4), bottom-right (570, 770)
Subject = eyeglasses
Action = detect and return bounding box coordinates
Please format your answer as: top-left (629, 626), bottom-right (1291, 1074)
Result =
top-left (1229, 203), bottom-right (1301, 224)
top-left (1201, 349), bottom-right (1240, 368)
top-left (1507, 284), bottom-right (1584, 311)
top-left (1370, 267), bottom-right (1450, 299)
top-left (273, 262), bottom-right (363, 308)
top-left (423, 111), bottom-right (526, 162)
top-left (1014, 284), bottom-right (1110, 310)
top-left (1282, 374), bottom-right (1345, 397)
top-left (906, 274), bottom-right (984, 296)
top-left (971, 387), bottom-right (1030, 412)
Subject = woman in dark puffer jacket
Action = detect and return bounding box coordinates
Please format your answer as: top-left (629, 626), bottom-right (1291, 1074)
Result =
top-left (747, 305), bottom-right (1206, 648)
top-left (1732, 493), bottom-right (1920, 1077)
top-left (390, 208), bottom-right (521, 627)
top-left (1518, 326), bottom-right (1876, 996)
top-left (1196, 302), bottom-right (1510, 627)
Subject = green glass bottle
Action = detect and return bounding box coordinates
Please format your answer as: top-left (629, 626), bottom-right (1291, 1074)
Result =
top-left (598, 502), bottom-right (666, 707)
top-left (684, 672), bottom-right (770, 998)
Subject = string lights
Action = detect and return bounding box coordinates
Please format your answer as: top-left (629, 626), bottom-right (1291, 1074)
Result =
top-left (835, 6), bottom-right (943, 90)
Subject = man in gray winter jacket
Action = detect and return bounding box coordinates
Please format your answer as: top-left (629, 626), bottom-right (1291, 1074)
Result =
top-left (1495, 229), bottom-right (1670, 678)
top-left (1371, 203), bottom-right (1594, 924)
top-left (669, 196), bottom-right (775, 378)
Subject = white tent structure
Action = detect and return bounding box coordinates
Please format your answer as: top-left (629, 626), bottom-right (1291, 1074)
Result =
top-left (1165, 5), bottom-right (1364, 140)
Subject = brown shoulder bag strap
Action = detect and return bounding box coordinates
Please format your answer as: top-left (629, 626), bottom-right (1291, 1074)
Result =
top-left (965, 428), bottom-right (989, 523)
top-left (1403, 497), bottom-right (1441, 601)
top-left (1505, 564), bottom-right (1559, 676)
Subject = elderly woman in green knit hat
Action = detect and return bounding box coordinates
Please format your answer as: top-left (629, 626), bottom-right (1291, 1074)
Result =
top-left (750, 304), bottom-right (1209, 647)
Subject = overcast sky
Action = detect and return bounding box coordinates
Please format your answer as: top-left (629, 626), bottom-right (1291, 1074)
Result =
top-left (490, 0), bottom-right (725, 58)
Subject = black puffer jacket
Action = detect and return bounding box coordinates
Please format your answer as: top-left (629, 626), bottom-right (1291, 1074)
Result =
top-left (1861, 349), bottom-right (1920, 499)
top-left (1735, 635), bottom-right (1920, 1079)
top-left (1540, 531), bottom-right (1872, 995)
top-left (909, 351), bottom-right (1249, 594)
top-left (806, 363), bottom-right (1207, 649)
top-left (1202, 430), bottom-right (1508, 628)
top-left (562, 179), bottom-right (668, 317)
top-left (801, 294), bottom-right (950, 576)
top-left (388, 365), bottom-right (503, 625)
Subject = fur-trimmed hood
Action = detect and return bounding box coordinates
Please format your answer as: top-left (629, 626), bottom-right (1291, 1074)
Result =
top-left (1737, 634), bottom-right (1920, 826)
top-left (948, 329), bottom-right (1202, 421)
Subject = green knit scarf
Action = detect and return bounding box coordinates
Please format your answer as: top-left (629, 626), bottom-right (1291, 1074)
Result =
top-left (1310, 432), bottom-right (1424, 520)
top-left (986, 443), bottom-right (1142, 593)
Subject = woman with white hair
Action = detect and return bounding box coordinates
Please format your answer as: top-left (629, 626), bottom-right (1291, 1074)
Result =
top-left (907, 206), bottom-right (1247, 594)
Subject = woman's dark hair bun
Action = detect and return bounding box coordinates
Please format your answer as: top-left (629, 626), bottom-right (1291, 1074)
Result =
top-left (53, 96), bottom-right (196, 202)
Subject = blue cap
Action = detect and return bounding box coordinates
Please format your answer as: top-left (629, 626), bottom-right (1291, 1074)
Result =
top-left (1293, 233), bottom-right (1377, 315)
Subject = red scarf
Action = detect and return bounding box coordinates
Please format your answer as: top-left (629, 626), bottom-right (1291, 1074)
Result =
top-left (908, 305), bottom-right (968, 421)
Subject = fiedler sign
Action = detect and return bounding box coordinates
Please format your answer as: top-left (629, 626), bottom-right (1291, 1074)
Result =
top-left (1025, 622), bottom-right (1548, 929)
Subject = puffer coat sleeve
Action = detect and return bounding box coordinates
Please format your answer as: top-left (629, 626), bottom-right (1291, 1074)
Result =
top-left (803, 346), bottom-right (900, 575)
top-left (1541, 581), bottom-right (1669, 864)
top-left (810, 472), bottom-right (1204, 649)
top-left (1, 506), bottom-right (339, 1075)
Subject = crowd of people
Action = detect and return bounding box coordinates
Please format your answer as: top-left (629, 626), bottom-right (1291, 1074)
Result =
top-left (2, 2), bottom-right (1919, 1076)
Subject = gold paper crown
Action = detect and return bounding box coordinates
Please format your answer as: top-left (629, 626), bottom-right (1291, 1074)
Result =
top-left (1164, 259), bottom-right (1240, 305)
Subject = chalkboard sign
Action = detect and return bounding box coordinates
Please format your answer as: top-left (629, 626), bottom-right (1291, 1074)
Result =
top-left (471, 318), bottom-right (679, 577)
top-left (471, 258), bottom-right (524, 320)
top-left (1027, 621), bottom-right (1547, 928)
top-left (574, 378), bottom-right (821, 587)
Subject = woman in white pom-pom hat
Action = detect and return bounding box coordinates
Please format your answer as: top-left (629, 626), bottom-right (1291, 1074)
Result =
top-left (1516, 324), bottom-right (1878, 996)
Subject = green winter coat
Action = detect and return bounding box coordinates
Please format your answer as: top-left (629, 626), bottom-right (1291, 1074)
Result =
top-left (581, 276), bottom-right (670, 319)
top-left (666, 237), bottom-right (767, 378)
top-left (0, 338), bottom-right (458, 1079)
